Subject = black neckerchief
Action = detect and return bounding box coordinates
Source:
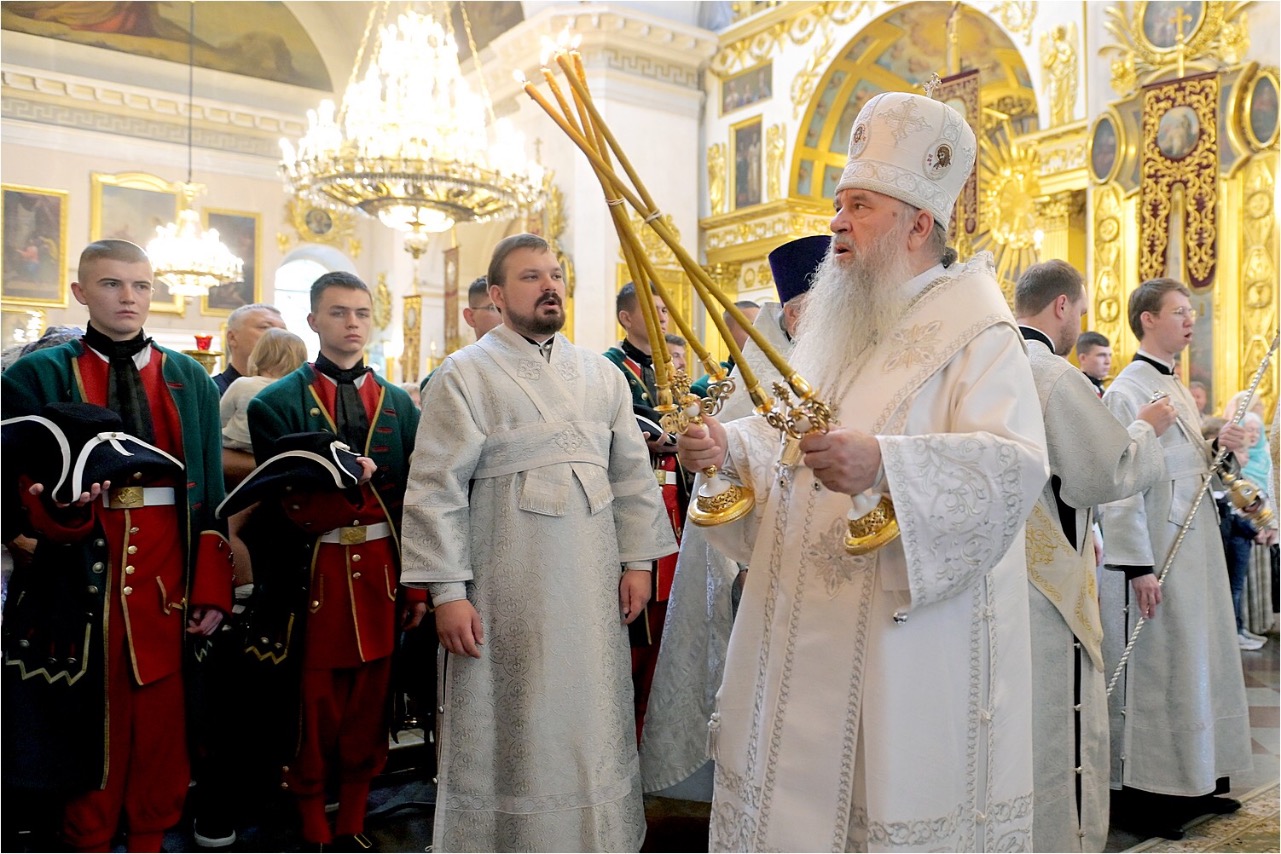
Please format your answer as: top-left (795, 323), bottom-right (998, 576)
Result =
top-left (313, 353), bottom-right (370, 452)
top-left (1132, 352), bottom-right (1173, 376)
top-left (1084, 373), bottom-right (1105, 396)
top-left (1018, 325), bottom-right (1055, 352)
top-left (621, 338), bottom-right (658, 400)
top-left (83, 323), bottom-right (154, 443)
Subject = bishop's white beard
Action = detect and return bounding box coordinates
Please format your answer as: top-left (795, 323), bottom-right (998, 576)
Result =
top-left (789, 225), bottom-right (917, 396)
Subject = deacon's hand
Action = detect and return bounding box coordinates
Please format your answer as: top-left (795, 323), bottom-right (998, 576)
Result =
top-left (356, 457), bottom-right (377, 484)
top-left (1130, 574), bottom-right (1162, 619)
top-left (436, 599), bottom-right (485, 658)
top-left (1136, 397), bottom-right (1177, 437)
top-left (186, 607), bottom-right (224, 636)
top-left (800, 427), bottom-right (881, 496)
top-left (28, 479), bottom-right (111, 509)
top-left (619, 569), bottom-right (651, 625)
top-left (400, 600), bottom-right (427, 630)
top-left (677, 418), bottom-right (727, 472)
top-left (1218, 422), bottom-right (1247, 454)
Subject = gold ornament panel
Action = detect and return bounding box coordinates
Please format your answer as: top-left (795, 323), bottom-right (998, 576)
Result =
top-left (1139, 73), bottom-right (1219, 287)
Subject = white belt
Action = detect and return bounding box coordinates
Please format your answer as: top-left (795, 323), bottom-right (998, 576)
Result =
top-left (319, 521), bottom-right (391, 545)
top-left (102, 486), bottom-right (175, 510)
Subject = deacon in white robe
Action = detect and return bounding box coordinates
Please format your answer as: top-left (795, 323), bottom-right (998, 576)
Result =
top-left (1013, 260), bottom-right (1173, 852)
top-left (641, 237), bottom-right (824, 798)
top-left (401, 235), bottom-right (676, 852)
top-left (679, 93), bottom-right (1048, 852)
top-left (1098, 278), bottom-right (1251, 838)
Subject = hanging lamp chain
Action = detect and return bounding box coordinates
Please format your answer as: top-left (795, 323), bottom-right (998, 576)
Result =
top-left (186, 0), bottom-right (194, 184)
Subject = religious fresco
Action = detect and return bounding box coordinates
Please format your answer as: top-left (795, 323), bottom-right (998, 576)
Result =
top-left (1, 2), bottom-right (331, 90)
top-left (1140, 1), bottom-right (1206, 50)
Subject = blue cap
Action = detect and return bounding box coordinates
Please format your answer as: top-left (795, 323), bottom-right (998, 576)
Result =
top-left (768, 235), bottom-right (830, 304)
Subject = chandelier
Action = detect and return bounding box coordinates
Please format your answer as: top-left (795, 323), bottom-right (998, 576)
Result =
top-left (147, 1), bottom-right (243, 297)
top-left (279, 4), bottom-right (544, 240)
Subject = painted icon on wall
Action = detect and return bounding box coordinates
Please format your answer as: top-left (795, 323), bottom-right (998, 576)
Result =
top-left (732, 118), bottom-right (763, 210)
top-left (1090, 114), bottom-right (1120, 183)
top-left (2, 184), bottom-right (67, 307)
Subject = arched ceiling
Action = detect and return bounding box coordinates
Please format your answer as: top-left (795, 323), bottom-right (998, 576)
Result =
top-left (791, 1), bottom-right (1037, 204)
top-left (1, 1), bottom-right (525, 94)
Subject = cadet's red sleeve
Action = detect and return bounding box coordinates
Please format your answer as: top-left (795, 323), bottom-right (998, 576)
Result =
top-left (190, 530), bottom-right (235, 613)
top-left (17, 475), bottom-right (97, 544)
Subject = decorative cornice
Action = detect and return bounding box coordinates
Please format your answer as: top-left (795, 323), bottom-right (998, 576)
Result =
top-left (2, 65), bottom-right (304, 159)
top-left (486, 5), bottom-right (718, 107)
top-left (701, 198), bottom-right (832, 263)
top-left (1018, 119), bottom-right (1089, 194)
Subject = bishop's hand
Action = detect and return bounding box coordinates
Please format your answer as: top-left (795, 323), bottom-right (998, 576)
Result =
top-left (676, 418), bottom-right (727, 472)
top-left (800, 427), bottom-right (882, 496)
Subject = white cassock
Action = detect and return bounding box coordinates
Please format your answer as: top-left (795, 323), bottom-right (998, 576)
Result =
top-left (1098, 358), bottom-right (1251, 797)
top-left (639, 301), bottom-right (795, 798)
top-left (401, 325), bottom-right (676, 852)
top-left (705, 255), bottom-right (1049, 852)
top-left (1021, 331), bottom-right (1165, 852)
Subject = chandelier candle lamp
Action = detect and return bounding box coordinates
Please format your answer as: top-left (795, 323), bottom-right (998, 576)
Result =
top-left (279, 2), bottom-right (544, 251)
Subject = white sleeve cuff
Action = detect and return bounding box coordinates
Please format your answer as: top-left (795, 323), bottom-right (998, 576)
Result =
top-left (428, 581), bottom-right (468, 607)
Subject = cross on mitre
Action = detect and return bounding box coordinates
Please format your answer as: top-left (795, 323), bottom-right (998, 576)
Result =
top-left (922, 73), bottom-right (942, 99)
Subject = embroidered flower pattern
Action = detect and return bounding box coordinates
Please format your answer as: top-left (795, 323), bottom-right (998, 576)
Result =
top-left (517, 360), bottom-right (542, 380)
top-left (554, 429), bottom-right (583, 453)
top-left (555, 360), bottom-right (578, 381)
top-left (883, 321), bottom-right (942, 372)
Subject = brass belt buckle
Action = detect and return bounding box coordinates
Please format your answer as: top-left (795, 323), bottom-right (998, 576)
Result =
top-left (340, 525), bottom-right (368, 545)
top-left (108, 486), bottom-right (145, 509)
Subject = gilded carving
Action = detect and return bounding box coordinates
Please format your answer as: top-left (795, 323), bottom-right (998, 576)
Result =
top-left (790, 29), bottom-right (835, 120)
top-left (977, 127), bottom-right (1042, 293)
top-left (708, 143), bottom-right (728, 216)
top-left (711, 1), bottom-right (872, 77)
top-left (1040, 23), bottom-right (1078, 126)
top-left (1240, 156), bottom-right (1277, 414)
top-left (1092, 185), bottom-right (1127, 357)
top-left (373, 274), bottom-right (392, 330)
top-left (1103, 2), bottom-right (1249, 97)
top-left (766, 124), bottom-right (787, 201)
top-left (992, 0), bottom-right (1037, 46)
top-left (1139, 75), bottom-right (1219, 287)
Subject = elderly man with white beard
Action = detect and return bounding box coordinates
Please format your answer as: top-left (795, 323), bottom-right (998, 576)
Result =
top-left (677, 92), bottom-right (1050, 852)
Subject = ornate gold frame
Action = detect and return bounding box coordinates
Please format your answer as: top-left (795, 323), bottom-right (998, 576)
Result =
top-left (1242, 67), bottom-right (1280, 150)
top-left (199, 208), bottom-right (262, 317)
top-left (402, 294), bottom-right (422, 384)
top-left (719, 59), bottom-right (773, 117)
top-left (1, 183), bottom-right (69, 308)
top-left (89, 171), bottom-right (184, 315)
top-left (730, 115), bottom-right (765, 211)
top-left (1088, 108), bottom-right (1127, 185)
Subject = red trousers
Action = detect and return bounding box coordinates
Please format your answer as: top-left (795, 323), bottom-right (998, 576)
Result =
top-left (287, 657), bottom-right (392, 843)
top-left (630, 598), bottom-right (669, 744)
top-left (63, 605), bottom-right (189, 852)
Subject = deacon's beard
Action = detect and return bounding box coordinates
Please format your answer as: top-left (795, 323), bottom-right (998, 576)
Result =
top-left (507, 296), bottom-right (566, 337)
top-left (789, 226), bottom-right (916, 396)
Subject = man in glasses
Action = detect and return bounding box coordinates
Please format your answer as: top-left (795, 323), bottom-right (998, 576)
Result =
top-left (1098, 277), bottom-right (1251, 840)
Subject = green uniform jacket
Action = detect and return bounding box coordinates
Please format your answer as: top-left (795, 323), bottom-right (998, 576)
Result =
top-left (603, 345), bottom-right (657, 408)
top-left (1, 340), bottom-right (226, 792)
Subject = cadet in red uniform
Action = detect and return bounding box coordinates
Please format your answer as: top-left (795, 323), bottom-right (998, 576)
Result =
top-left (247, 272), bottom-right (425, 849)
top-left (2, 239), bottom-right (233, 852)
top-left (603, 281), bottom-right (689, 739)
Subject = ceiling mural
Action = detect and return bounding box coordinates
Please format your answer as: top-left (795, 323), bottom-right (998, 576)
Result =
top-left (2, 1), bottom-right (332, 90)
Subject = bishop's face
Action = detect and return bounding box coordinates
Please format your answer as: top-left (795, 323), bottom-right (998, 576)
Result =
top-left (492, 248), bottom-right (566, 338)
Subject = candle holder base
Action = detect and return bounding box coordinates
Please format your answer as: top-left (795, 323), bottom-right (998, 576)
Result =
top-left (182, 349), bottom-right (222, 375)
top-left (843, 496), bottom-right (900, 555)
top-left (689, 482), bottom-right (755, 527)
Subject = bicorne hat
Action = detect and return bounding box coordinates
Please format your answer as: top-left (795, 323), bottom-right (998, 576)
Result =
top-left (216, 431), bottom-right (366, 519)
top-left (1, 402), bottom-right (184, 505)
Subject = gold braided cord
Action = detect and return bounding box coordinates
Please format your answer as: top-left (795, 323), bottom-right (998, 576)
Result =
top-left (458, 2), bottom-right (499, 129)
top-left (337, 1), bottom-right (390, 127)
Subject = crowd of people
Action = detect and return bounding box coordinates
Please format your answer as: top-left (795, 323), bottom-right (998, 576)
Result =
top-left (1, 91), bottom-right (1275, 854)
